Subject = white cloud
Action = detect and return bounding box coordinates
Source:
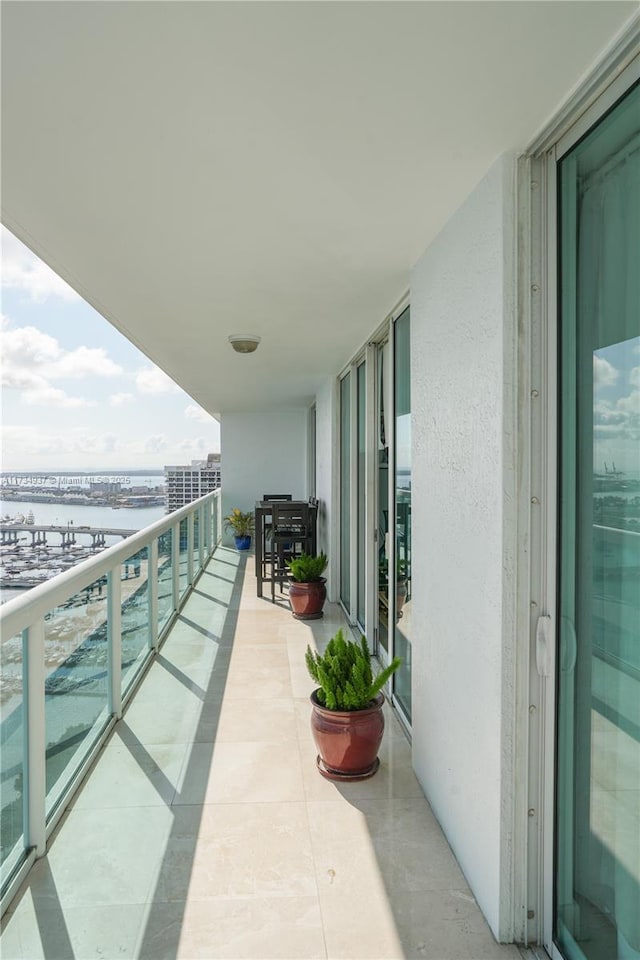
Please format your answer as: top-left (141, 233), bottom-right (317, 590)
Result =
top-left (109, 392), bottom-right (134, 407)
top-left (21, 385), bottom-right (94, 408)
top-left (136, 365), bottom-right (178, 395)
top-left (74, 432), bottom-right (119, 454)
top-left (144, 435), bottom-right (169, 454)
top-left (178, 437), bottom-right (208, 453)
top-left (593, 354), bottom-right (618, 389)
top-left (1, 425), bottom-right (118, 457)
top-left (1, 227), bottom-right (80, 302)
top-left (1, 324), bottom-right (60, 372)
top-left (617, 390), bottom-right (640, 417)
top-left (594, 389), bottom-right (640, 441)
top-left (44, 346), bottom-right (122, 379)
top-left (1, 322), bottom-right (122, 408)
top-left (630, 366), bottom-right (640, 389)
top-left (185, 404), bottom-right (215, 423)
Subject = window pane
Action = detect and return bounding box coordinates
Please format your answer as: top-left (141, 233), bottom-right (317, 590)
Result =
top-left (157, 529), bottom-right (173, 633)
top-left (178, 518), bottom-right (189, 599)
top-left (556, 81), bottom-right (640, 960)
top-left (0, 632), bottom-right (26, 891)
top-left (44, 578), bottom-right (110, 816)
top-left (193, 511), bottom-right (201, 576)
top-left (121, 547), bottom-right (151, 696)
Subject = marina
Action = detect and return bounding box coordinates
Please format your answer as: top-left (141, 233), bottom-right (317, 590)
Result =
top-left (0, 526), bottom-right (136, 591)
top-left (0, 500), bottom-right (165, 600)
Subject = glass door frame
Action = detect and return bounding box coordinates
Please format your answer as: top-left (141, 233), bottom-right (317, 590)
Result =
top-left (531, 54), bottom-right (640, 959)
top-left (338, 348), bottom-right (368, 632)
top-left (336, 298), bottom-right (410, 724)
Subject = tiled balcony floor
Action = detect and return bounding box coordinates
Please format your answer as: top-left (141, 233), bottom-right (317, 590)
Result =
top-left (1, 548), bottom-right (524, 960)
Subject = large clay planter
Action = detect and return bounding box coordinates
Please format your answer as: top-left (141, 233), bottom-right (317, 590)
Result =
top-left (310, 690), bottom-right (385, 781)
top-left (288, 578), bottom-right (326, 620)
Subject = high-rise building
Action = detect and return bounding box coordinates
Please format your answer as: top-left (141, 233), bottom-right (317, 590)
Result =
top-left (164, 454), bottom-right (221, 512)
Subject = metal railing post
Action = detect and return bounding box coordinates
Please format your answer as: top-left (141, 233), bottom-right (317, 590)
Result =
top-left (172, 521), bottom-right (180, 609)
top-left (199, 504), bottom-right (205, 567)
top-left (149, 539), bottom-right (159, 651)
top-left (187, 512), bottom-right (194, 586)
top-left (24, 622), bottom-right (46, 857)
top-left (107, 569), bottom-right (122, 719)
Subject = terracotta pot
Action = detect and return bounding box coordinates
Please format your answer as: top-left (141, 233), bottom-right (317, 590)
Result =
top-left (288, 578), bottom-right (326, 619)
top-left (310, 690), bottom-right (385, 781)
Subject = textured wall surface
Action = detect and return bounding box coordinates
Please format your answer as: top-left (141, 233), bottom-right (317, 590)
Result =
top-left (410, 154), bottom-right (517, 939)
top-left (220, 409), bottom-right (308, 544)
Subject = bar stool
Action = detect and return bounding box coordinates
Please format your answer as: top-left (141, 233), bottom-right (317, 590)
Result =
top-left (270, 502), bottom-right (313, 602)
top-left (261, 495), bottom-right (293, 581)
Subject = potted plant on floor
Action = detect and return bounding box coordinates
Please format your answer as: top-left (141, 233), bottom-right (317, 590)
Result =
top-left (223, 508), bottom-right (254, 550)
top-left (286, 552), bottom-right (328, 620)
top-left (305, 629), bottom-right (401, 781)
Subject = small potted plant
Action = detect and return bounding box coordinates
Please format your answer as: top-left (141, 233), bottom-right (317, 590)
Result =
top-left (306, 629), bottom-right (401, 781)
top-left (223, 508), bottom-right (254, 550)
top-left (286, 552), bottom-right (328, 619)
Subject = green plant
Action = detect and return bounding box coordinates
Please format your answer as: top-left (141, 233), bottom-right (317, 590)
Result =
top-left (306, 628), bottom-right (401, 711)
top-left (223, 508), bottom-right (254, 537)
top-left (286, 552), bottom-right (328, 582)
top-left (378, 555), bottom-right (409, 582)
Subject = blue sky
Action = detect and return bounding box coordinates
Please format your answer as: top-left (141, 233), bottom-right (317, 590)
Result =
top-left (1, 227), bottom-right (220, 471)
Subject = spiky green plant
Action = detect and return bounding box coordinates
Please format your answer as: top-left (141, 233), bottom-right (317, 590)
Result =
top-left (223, 508), bottom-right (254, 537)
top-left (286, 552), bottom-right (328, 582)
top-left (306, 628), bottom-right (401, 711)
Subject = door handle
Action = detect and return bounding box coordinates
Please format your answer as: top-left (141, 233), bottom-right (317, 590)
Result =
top-left (536, 615), bottom-right (553, 677)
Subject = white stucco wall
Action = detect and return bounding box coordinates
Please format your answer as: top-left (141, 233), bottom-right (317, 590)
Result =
top-left (220, 409), bottom-right (309, 543)
top-left (314, 376), bottom-right (337, 600)
top-left (410, 154), bottom-right (517, 940)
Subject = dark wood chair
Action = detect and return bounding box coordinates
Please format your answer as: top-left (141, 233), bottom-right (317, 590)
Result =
top-left (261, 495), bottom-right (294, 567)
top-left (270, 502), bottom-right (313, 602)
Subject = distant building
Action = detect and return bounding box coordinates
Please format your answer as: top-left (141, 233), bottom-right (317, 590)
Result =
top-left (89, 481), bottom-right (122, 495)
top-left (164, 454), bottom-right (221, 512)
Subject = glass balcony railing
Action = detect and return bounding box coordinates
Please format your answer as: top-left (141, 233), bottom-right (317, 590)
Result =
top-left (0, 490), bottom-right (222, 913)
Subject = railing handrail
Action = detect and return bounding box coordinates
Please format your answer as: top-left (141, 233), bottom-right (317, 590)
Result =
top-left (0, 490), bottom-right (220, 638)
top-left (593, 522), bottom-right (640, 538)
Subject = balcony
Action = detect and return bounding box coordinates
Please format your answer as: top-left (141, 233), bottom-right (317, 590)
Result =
top-left (0, 504), bottom-right (523, 960)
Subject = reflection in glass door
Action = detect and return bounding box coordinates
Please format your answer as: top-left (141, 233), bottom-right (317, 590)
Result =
top-left (556, 81), bottom-right (639, 960)
top-left (394, 307), bottom-right (411, 720)
top-left (356, 361), bottom-right (367, 629)
top-left (339, 373), bottom-right (351, 609)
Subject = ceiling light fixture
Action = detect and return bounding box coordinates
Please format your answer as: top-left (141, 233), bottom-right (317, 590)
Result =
top-left (228, 335), bottom-right (261, 354)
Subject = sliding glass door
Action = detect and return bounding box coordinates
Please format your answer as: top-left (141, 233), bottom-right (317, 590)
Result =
top-left (555, 80), bottom-right (639, 960)
top-left (338, 306), bottom-right (411, 721)
top-left (376, 339), bottom-right (390, 659)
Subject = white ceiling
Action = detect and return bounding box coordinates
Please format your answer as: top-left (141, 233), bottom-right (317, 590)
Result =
top-left (2, 1), bottom-right (637, 417)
